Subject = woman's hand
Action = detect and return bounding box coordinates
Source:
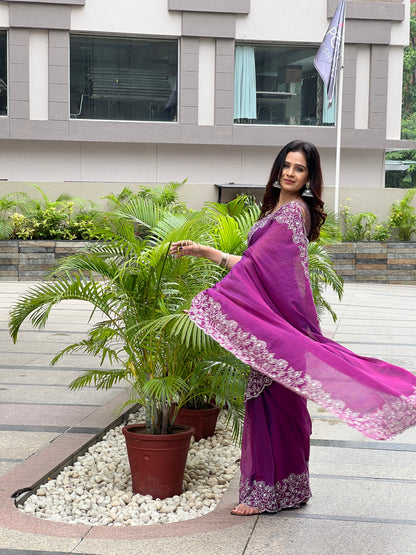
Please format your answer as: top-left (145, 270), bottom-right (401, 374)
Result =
top-left (170, 241), bottom-right (242, 269)
top-left (169, 240), bottom-right (203, 258)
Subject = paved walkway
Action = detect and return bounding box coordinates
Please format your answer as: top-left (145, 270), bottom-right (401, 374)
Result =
top-left (0, 281), bottom-right (416, 554)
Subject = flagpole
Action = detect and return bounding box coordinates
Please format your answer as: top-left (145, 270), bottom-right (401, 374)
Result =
top-left (334, 8), bottom-right (345, 218)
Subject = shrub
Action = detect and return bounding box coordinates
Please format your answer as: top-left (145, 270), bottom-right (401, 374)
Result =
top-left (388, 189), bottom-right (416, 241)
top-left (341, 206), bottom-right (391, 241)
top-left (0, 186), bottom-right (110, 240)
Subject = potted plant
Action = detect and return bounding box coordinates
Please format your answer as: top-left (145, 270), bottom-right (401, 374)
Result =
top-left (8, 191), bottom-right (247, 499)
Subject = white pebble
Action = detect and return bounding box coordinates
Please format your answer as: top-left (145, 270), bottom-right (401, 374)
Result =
top-left (18, 409), bottom-right (238, 527)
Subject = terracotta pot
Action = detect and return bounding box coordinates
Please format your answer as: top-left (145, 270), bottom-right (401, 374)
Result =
top-left (122, 423), bottom-right (194, 499)
top-left (175, 403), bottom-right (220, 442)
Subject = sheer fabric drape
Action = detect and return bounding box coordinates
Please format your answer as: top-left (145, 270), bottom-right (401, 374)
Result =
top-left (323, 87), bottom-right (336, 124)
top-left (234, 46), bottom-right (257, 120)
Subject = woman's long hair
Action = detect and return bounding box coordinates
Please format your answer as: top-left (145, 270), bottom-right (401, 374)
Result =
top-left (259, 140), bottom-right (326, 242)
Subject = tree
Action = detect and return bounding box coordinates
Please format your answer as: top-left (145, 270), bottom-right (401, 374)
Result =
top-left (402, 3), bottom-right (416, 120)
top-left (385, 5), bottom-right (416, 188)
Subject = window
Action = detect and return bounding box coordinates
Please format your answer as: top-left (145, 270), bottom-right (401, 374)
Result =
top-left (0, 31), bottom-right (7, 116)
top-left (234, 44), bottom-right (334, 126)
top-left (70, 35), bottom-right (178, 122)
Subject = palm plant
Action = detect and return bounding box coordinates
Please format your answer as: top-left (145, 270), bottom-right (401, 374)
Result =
top-left (9, 193), bottom-right (248, 438)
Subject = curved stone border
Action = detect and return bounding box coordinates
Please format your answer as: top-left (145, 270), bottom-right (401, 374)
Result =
top-left (0, 390), bottom-right (242, 540)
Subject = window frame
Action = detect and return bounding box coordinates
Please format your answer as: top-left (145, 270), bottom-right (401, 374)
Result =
top-left (233, 42), bottom-right (333, 127)
top-left (69, 34), bottom-right (179, 123)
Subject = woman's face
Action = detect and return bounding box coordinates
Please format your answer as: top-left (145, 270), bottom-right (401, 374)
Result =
top-left (279, 151), bottom-right (309, 195)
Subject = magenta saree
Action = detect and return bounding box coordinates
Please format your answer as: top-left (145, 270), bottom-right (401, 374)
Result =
top-left (240, 372), bottom-right (312, 511)
top-left (189, 201), bottom-right (416, 441)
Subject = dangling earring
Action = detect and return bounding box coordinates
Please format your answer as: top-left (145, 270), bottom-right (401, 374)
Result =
top-left (302, 182), bottom-right (314, 198)
top-left (272, 180), bottom-right (282, 189)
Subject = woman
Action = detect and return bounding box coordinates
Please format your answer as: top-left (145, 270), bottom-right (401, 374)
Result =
top-left (170, 140), bottom-right (416, 516)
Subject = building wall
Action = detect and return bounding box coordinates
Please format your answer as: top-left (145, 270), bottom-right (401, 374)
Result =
top-left (0, 0), bottom-right (413, 216)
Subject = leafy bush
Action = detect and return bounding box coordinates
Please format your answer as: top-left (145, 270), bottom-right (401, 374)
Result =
top-left (0, 186), bottom-right (109, 240)
top-left (105, 181), bottom-right (188, 214)
top-left (0, 191), bottom-right (31, 239)
top-left (319, 210), bottom-right (343, 243)
top-left (10, 203), bottom-right (107, 240)
top-left (341, 206), bottom-right (391, 241)
top-left (388, 189), bottom-right (416, 241)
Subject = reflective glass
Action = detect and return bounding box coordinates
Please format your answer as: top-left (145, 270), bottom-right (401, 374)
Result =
top-left (0, 31), bottom-right (7, 116)
top-left (234, 44), bottom-right (332, 126)
top-left (70, 35), bottom-right (178, 122)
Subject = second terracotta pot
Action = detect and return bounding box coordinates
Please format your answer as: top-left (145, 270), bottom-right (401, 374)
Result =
top-left (175, 404), bottom-right (220, 442)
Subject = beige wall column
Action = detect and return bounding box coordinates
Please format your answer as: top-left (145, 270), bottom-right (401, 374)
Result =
top-left (179, 37), bottom-right (199, 125)
top-left (8, 28), bottom-right (29, 120)
top-left (343, 44), bottom-right (357, 130)
top-left (369, 45), bottom-right (389, 133)
top-left (215, 39), bottom-right (235, 126)
top-left (49, 30), bottom-right (69, 121)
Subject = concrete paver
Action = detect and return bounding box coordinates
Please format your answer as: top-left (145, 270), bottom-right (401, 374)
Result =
top-left (0, 281), bottom-right (415, 554)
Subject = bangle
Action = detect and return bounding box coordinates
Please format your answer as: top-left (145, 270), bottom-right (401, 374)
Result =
top-left (218, 251), bottom-right (230, 269)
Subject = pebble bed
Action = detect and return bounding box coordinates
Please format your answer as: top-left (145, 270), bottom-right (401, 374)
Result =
top-left (19, 410), bottom-right (241, 526)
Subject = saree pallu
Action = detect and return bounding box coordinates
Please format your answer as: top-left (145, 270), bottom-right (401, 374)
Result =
top-left (189, 201), bottom-right (416, 441)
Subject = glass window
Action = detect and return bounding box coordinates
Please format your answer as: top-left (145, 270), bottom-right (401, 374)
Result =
top-left (70, 35), bottom-right (178, 122)
top-left (0, 31), bottom-right (7, 116)
top-left (234, 43), bottom-right (334, 127)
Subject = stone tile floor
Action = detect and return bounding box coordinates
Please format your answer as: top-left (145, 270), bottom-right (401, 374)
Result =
top-left (0, 281), bottom-right (415, 554)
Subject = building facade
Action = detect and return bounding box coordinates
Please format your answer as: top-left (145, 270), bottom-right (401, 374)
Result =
top-left (0, 0), bottom-right (413, 214)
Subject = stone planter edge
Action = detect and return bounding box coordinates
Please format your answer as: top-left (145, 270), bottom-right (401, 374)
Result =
top-left (0, 239), bottom-right (95, 281)
top-left (325, 241), bottom-right (416, 284)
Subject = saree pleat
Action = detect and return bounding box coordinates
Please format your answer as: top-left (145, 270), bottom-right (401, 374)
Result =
top-left (240, 372), bottom-right (312, 512)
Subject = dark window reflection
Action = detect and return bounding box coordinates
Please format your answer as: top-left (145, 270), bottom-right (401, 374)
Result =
top-left (70, 35), bottom-right (178, 122)
top-left (0, 31), bottom-right (7, 116)
top-left (234, 43), bottom-right (333, 127)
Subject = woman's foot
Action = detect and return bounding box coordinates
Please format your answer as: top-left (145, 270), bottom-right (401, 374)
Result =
top-left (231, 503), bottom-right (261, 516)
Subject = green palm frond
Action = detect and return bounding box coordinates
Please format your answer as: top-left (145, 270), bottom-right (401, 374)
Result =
top-left (142, 375), bottom-right (189, 402)
top-left (69, 367), bottom-right (129, 391)
top-left (308, 243), bottom-right (344, 297)
top-left (109, 196), bottom-right (164, 229)
top-left (50, 327), bottom-right (125, 367)
top-left (308, 242), bottom-right (344, 321)
top-left (235, 204), bottom-right (260, 238)
top-left (211, 214), bottom-right (246, 254)
top-left (50, 252), bottom-right (121, 281)
top-left (204, 196), bottom-right (252, 218)
top-left (319, 210), bottom-right (342, 243)
top-left (0, 220), bottom-right (12, 240)
top-left (150, 212), bottom-right (193, 242)
top-left (9, 276), bottom-right (123, 340)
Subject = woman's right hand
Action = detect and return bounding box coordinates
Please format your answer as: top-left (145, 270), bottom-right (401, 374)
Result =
top-left (169, 240), bottom-right (203, 258)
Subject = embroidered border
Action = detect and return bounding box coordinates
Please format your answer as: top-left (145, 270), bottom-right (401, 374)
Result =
top-left (245, 368), bottom-right (273, 400)
top-left (239, 472), bottom-right (311, 512)
top-left (247, 202), bottom-right (309, 279)
top-left (189, 293), bottom-right (416, 440)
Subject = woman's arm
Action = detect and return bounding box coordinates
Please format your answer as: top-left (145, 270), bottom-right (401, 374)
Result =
top-left (169, 241), bottom-right (241, 270)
